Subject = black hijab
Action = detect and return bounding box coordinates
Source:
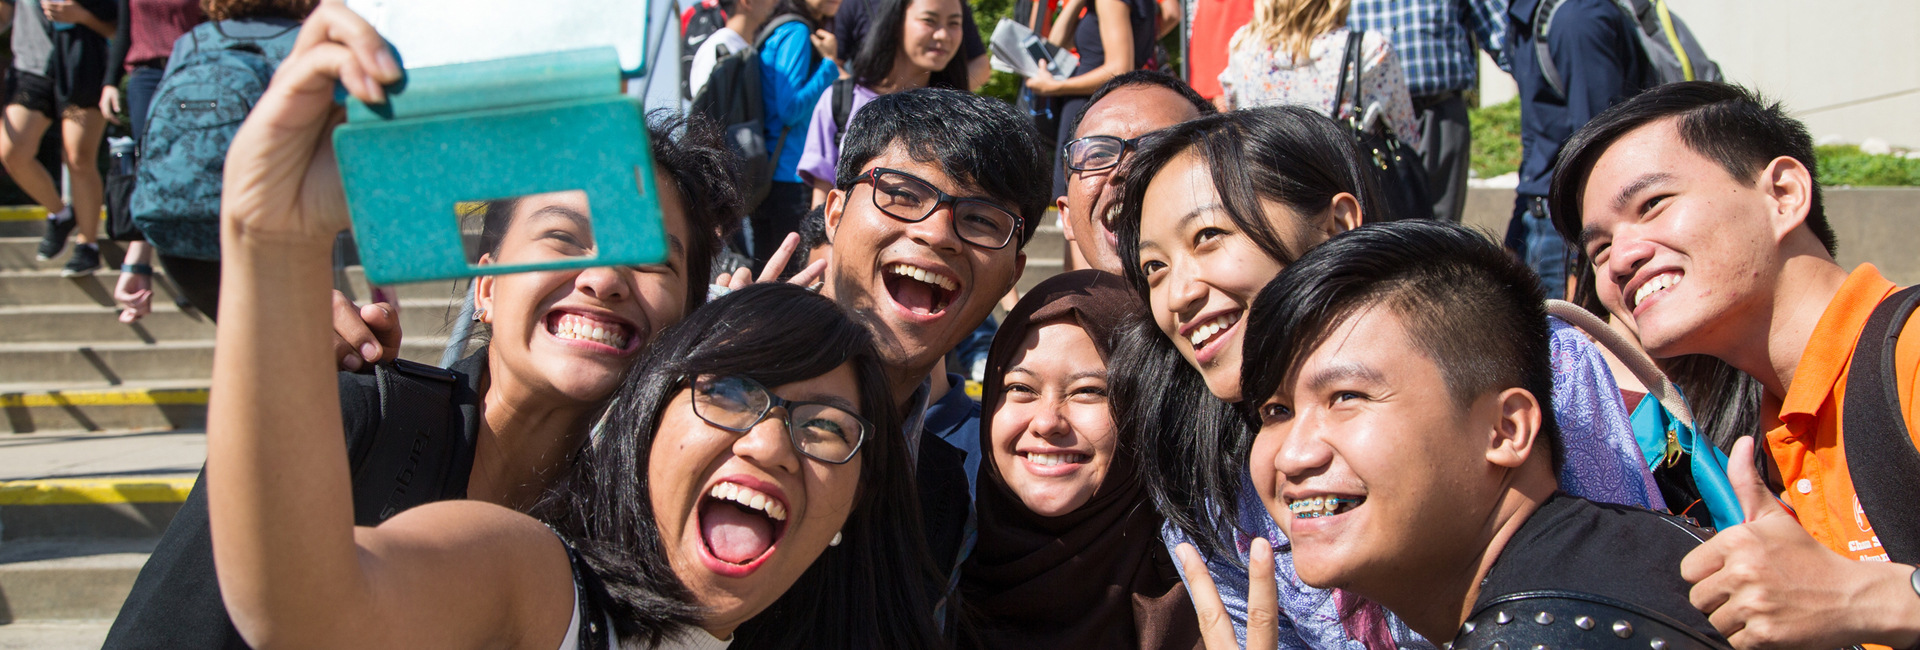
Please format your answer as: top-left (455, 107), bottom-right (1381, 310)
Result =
top-left (959, 270), bottom-right (1202, 650)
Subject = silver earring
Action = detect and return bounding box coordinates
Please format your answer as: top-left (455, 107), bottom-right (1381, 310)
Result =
top-left (829, 531), bottom-right (842, 547)
top-left (472, 308), bottom-right (486, 322)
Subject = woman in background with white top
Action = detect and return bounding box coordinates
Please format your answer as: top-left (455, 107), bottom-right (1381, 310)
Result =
top-left (1215, 0), bottom-right (1417, 147)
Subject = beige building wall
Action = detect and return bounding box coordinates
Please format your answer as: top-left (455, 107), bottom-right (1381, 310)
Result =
top-left (1478, 0), bottom-right (1920, 149)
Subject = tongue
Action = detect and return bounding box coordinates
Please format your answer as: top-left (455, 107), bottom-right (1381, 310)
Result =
top-left (890, 276), bottom-right (938, 314)
top-left (702, 503), bottom-right (773, 564)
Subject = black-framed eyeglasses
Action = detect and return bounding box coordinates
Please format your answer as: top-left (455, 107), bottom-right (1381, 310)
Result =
top-left (690, 374), bottom-right (870, 465)
top-left (853, 167), bottom-right (1024, 250)
top-left (1063, 135), bottom-right (1142, 173)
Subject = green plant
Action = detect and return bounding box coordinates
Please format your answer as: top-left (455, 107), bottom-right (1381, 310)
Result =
top-left (1816, 144), bottom-right (1920, 187)
top-left (1468, 97), bottom-right (1521, 179)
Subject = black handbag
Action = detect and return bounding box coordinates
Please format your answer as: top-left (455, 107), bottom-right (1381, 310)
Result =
top-left (1333, 31), bottom-right (1434, 222)
top-left (106, 139), bottom-right (144, 242)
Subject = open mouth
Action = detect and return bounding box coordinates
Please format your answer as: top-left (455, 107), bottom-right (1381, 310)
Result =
top-left (1286, 495), bottom-right (1364, 519)
top-left (1023, 451), bottom-right (1090, 467)
top-left (546, 310), bottom-right (635, 351)
top-left (1185, 310), bottom-right (1242, 352)
top-left (883, 263), bottom-right (960, 317)
top-left (698, 480), bottom-right (789, 575)
top-left (1629, 271), bottom-right (1682, 312)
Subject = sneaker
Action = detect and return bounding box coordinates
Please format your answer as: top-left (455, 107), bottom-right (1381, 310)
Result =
top-left (36, 207), bottom-right (76, 261)
top-left (61, 243), bottom-right (100, 277)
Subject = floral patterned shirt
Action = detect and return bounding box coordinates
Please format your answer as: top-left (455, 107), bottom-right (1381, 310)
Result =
top-left (1218, 27), bottom-right (1421, 146)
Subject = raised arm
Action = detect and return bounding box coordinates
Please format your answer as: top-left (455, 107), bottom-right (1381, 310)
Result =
top-left (1029, 0), bottom-right (1135, 96)
top-left (207, 4), bottom-right (571, 648)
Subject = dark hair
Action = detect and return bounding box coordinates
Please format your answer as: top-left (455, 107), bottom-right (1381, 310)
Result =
top-left (1070, 70), bottom-right (1217, 138)
top-left (836, 87), bottom-right (1052, 246)
top-left (200, 0), bottom-right (315, 20)
top-left (1549, 82), bottom-right (1837, 256)
top-left (1107, 320), bottom-right (1249, 563)
top-left (797, 205), bottom-right (830, 253)
top-left (768, 0), bottom-right (830, 29)
top-left (1239, 221), bottom-right (1563, 469)
top-left (474, 112), bottom-right (741, 311)
top-left (1112, 106), bottom-right (1387, 298)
top-left (851, 0), bottom-right (970, 92)
top-left (532, 283), bottom-right (945, 648)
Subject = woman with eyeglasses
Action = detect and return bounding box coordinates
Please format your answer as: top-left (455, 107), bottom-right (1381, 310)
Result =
top-left (193, 6), bottom-right (944, 649)
top-left (795, 0), bottom-right (968, 211)
top-left (958, 270), bottom-right (1203, 650)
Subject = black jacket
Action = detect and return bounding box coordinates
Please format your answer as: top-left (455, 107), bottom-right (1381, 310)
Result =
top-left (102, 351), bottom-right (485, 650)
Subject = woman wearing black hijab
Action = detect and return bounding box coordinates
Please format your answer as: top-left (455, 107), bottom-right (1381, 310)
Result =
top-left (960, 270), bottom-right (1203, 649)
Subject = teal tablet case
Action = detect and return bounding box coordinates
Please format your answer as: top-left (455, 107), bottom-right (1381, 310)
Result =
top-left (331, 47), bottom-right (665, 285)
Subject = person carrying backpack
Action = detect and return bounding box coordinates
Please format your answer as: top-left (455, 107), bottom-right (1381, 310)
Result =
top-left (127, 0), bottom-right (311, 320)
top-left (686, 0), bottom-right (778, 100)
top-left (746, 0), bottom-right (838, 272)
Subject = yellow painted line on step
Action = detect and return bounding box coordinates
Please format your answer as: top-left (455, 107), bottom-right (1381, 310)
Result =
top-left (0, 475), bottom-right (194, 505)
top-left (0, 205), bottom-right (108, 221)
top-left (0, 387), bottom-right (209, 408)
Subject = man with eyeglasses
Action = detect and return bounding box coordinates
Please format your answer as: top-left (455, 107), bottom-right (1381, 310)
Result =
top-left (814, 87), bottom-right (1052, 616)
top-left (1057, 71), bottom-right (1215, 273)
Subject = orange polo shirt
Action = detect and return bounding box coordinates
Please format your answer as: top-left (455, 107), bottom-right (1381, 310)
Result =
top-left (1765, 264), bottom-right (1920, 562)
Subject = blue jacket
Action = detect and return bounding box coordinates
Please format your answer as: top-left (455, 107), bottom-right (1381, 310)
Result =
top-left (758, 18), bottom-right (836, 184)
top-left (1508, 0), bottom-right (1647, 202)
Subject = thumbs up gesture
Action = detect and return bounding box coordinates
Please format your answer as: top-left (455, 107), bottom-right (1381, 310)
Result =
top-left (1680, 436), bottom-right (1920, 650)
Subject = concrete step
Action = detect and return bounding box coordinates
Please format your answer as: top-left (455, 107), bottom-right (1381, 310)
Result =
top-left (0, 238), bottom-right (132, 273)
top-left (1015, 256), bottom-right (1067, 296)
top-left (0, 382), bottom-right (211, 434)
top-left (0, 266), bottom-right (467, 308)
top-left (0, 620), bottom-right (112, 648)
top-left (0, 338), bottom-right (449, 384)
top-left (0, 298), bottom-right (460, 345)
top-left (0, 538), bottom-right (156, 623)
top-left (0, 475), bottom-right (194, 540)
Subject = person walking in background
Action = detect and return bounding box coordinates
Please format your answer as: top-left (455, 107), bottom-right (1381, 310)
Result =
top-left (100, 0), bottom-right (205, 322)
top-left (1348, 0), bottom-right (1506, 224)
top-left (751, 0), bottom-right (840, 272)
top-left (1505, 0), bottom-right (1646, 300)
top-left (687, 0), bottom-right (778, 98)
top-left (1214, 0), bottom-right (1418, 148)
top-left (796, 0), bottom-right (969, 209)
top-left (1025, 0), bottom-right (1158, 200)
top-left (0, 0), bottom-right (117, 277)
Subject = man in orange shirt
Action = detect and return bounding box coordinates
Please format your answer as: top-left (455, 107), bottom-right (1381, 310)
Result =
top-left (1547, 81), bottom-right (1920, 650)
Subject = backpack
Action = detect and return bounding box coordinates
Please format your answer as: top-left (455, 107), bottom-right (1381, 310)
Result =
top-left (691, 13), bottom-right (811, 213)
top-left (1547, 300), bottom-right (1744, 532)
top-left (1532, 0), bottom-right (1720, 101)
top-left (830, 77), bottom-right (856, 150)
top-left (680, 0), bottom-right (732, 101)
top-left (1843, 285), bottom-right (1920, 563)
top-left (131, 19), bottom-right (300, 261)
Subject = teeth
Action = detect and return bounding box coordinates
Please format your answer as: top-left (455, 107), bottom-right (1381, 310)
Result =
top-left (707, 481), bottom-right (787, 521)
top-left (887, 263), bottom-right (958, 292)
top-left (1633, 272), bottom-right (1681, 308)
top-left (1286, 495), bottom-right (1361, 519)
top-left (1102, 202), bottom-right (1122, 225)
top-left (1187, 312), bottom-right (1242, 349)
top-left (1025, 452), bottom-right (1089, 467)
top-left (553, 313), bottom-right (630, 349)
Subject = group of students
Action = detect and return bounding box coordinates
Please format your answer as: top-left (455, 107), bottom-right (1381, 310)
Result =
top-left (98, 3), bottom-right (1920, 650)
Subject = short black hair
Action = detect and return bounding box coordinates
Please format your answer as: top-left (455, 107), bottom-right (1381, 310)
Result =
top-left (836, 87), bottom-right (1051, 246)
top-left (1239, 221), bottom-right (1563, 469)
top-left (797, 204), bottom-right (829, 253)
top-left (1112, 106), bottom-right (1387, 299)
top-left (1070, 70), bottom-right (1216, 138)
top-left (851, 0), bottom-right (969, 92)
top-left (1549, 81), bottom-right (1836, 256)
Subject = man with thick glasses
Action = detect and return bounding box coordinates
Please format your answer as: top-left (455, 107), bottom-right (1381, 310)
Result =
top-left (814, 88), bottom-right (1051, 613)
top-left (1056, 71), bottom-right (1215, 273)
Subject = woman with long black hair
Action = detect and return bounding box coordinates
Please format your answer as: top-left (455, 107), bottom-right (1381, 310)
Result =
top-left (795, 0), bottom-right (968, 208)
top-left (193, 5), bottom-right (944, 648)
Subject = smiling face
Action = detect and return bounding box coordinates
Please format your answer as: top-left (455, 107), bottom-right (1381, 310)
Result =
top-left (1061, 85), bottom-right (1205, 274)
top-left (650, 363), bottom-right (866, 636)
top-left (1575, 118), bottom-right (1799, 359)
top-left (989, 318), bottom-right (1118, 516)
top-left (898, 0), bottom-right (962, 76)
top-left (1247, 306), bottom-right (1517, 590)
top-left (824, 146), bottom-right (1027, 393)
top-left (1135, 152), bottom-right (1325, 402)
top-left (475, 178), bottom-right (693, 403)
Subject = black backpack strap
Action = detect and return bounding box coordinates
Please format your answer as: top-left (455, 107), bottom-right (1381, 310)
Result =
top-left (1534, 0), bottom-right (1570, 100)
top-left (1332, 30), bottom-right (1363, 120)
top-left (350, 359), bottom-right (463, 524)
top-left (831, 78), bottom-right (855, 148)
top-left (1844, 285), bottom-right (1920, 564)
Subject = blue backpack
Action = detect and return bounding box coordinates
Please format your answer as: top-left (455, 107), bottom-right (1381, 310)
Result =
top-left (132, 18), bottom-right (300, 261)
